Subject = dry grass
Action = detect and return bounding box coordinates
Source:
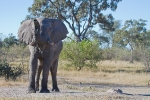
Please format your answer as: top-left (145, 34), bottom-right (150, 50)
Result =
top-left (0, 60), bottom-right (150, 100)
top-left (0, 80), bottom-right (27, 86)
top-left (97, 60), bottom-right (145, 73)
top-left (1, 60), bottom-right (150, 87)
top-left (9, 61), bottom-right (29, 68)
top-left (57, 70), bottom-right (150, 86)
top-left (57, 60), bottom-right (150, 86)
top-left (99, 60), bottom-right (144, 68)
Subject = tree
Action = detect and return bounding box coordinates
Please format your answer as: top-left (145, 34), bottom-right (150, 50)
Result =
top-left (61, 40), bottom-right (102, 70)
top-left (85, 20), bottom-right (122, 48)
top-left (2, 33), bottom-right (18, 48)
top-left (85, 30), bottom-right (109, 48)
top-left (113, 19), bottom-right (148, 63)
top-left (0, 33), bottom-right (3, 47)
top-left (27, 0), bottom-right (122, 41)
top-left (99, 20), bottom-right (122, 48)
top-left (137, 30), bottom-right (150, 71)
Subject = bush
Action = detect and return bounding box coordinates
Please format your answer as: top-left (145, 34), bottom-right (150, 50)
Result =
top-left (102, 47), bottom-right (131, 61)
top-left (0, 44), bottom-right (29, 62)
top-left (61, 40), bottom-right (103, 70)
top-left (0, 60), bottom-right (24, 81)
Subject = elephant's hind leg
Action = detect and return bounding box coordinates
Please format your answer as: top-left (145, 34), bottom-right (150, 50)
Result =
top-left (50, 59), bottom-right (59, 92)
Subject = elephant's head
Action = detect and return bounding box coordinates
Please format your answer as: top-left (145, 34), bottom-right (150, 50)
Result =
top-left (18, 18), bottom-right (68, 50)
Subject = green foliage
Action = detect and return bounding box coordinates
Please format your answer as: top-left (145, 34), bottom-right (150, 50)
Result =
top-left (0, 43), bottom-right (29, 63)
top-left (136, 45), bottom-right (150, 71)
top-left (113, 19), bottom-right (149, 62)
top-left (0, 34), bottom-right (28, 80)
top-left (2, 33), bottom-right (18, 48)
top-left (0, 60), bottom-right (24, 81)
top-left (0, 33), bottom-right (28, 62)
top-left (86, 30), bottom-right (110, 47)
top-left (113, 19), bottom-right (148, 48)
top-left (102, 47), bottom-right (131, 61)
top-left (61, 40), bottom-right (102, 70)
top-left (27, 0), bottom-right (122, 41)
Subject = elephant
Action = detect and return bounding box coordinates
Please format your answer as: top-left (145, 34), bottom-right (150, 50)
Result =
top-left (18, 18), bottom-right (68, 93)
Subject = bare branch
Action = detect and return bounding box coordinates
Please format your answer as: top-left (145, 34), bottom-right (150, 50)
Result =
top-left (49, 0), bottom-right (77, 35)
top-left (82, 1), bottom-right (93, 39)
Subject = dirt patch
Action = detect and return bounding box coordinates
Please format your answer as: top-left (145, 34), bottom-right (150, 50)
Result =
top-left (0, 77), bottom-right (150, 100)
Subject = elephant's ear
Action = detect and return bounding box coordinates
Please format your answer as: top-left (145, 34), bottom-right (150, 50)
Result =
top-left (50, 19), bottom-right (68, 43)
top-left (18, 19), bottom-right (40, 45)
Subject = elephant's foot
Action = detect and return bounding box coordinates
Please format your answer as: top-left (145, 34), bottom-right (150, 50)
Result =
top-left (40, 88), bottom-right (50, 93)
top-left (52, 87), bottom-right (60, 92)
top-left (35, 87), bottom-right (39, 91)
top-left (27, 88), bottom-right (36, 93)
top-left (35, 85), bottom-right (39, 91)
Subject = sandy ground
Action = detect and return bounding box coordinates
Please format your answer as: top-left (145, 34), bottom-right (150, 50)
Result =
top-left (0, 77), bottom-right (150, 100)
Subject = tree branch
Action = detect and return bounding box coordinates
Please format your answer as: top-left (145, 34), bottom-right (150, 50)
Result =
top-left (49, 0), bottom-right (77, 36)
top-left (82, 1), bottom-right (93, 39)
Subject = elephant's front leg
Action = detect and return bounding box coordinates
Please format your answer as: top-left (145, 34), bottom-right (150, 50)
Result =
top-left (40, 57), bottom-right (52, 93)
top-left (51, 59), bottom-right (59, 92)
top-left (35, 59), bottom-right (43, 91)
top-left (27, 47), bottom-right (38, 93)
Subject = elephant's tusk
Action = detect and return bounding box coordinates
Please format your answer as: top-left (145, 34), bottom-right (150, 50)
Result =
top-left (48, 41), bottom-right (54, 45)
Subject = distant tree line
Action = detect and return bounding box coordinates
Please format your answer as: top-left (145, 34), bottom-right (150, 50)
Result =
top-left (0, 18), bottom-right (150, 71)
top-left (1, 0), bottom-right (150, 71)
top-left (0, 33), bottom-right (26, 48)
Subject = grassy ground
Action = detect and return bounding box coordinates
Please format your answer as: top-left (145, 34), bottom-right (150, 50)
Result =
top-left (4, 60), bottom-right (150, 86)
top-left (1, 60), bottom-right (149, 88)
top-left (1, 60), bottom-right (150, 100)
top-left (57, 60), bottom-right (150, 86)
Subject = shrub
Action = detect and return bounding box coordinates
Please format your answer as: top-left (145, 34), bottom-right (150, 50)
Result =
top-left (61, 40), bottom-right (103, 70)
top-left (102, 47), bottom-right (131, 61)
top-left (0, 60), bottom-right (24, 81)
top-left (0, 44), bottom-right (29, 62)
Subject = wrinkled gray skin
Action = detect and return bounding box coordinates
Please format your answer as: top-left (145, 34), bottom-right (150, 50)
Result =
top-left (18, 18), bottom-right (68, 93)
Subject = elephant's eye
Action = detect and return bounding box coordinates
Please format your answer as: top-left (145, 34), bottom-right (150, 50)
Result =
top-left (49, 27), bottom-right (52, 30)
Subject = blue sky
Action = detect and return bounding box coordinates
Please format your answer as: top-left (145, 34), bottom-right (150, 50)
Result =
top-left (0, 0), bottom-right (150, 39)
top-left (0, 0), bottom-right (33, 38)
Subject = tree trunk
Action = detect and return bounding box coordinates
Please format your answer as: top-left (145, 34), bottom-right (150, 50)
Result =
top-left (130, 47), bottom-right (134, 63)
top-left (75, 35), bottom-right (81, 42)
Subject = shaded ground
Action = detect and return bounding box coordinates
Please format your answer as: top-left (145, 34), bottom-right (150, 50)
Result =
top-left (0, 76), bottom-right (150, 100)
